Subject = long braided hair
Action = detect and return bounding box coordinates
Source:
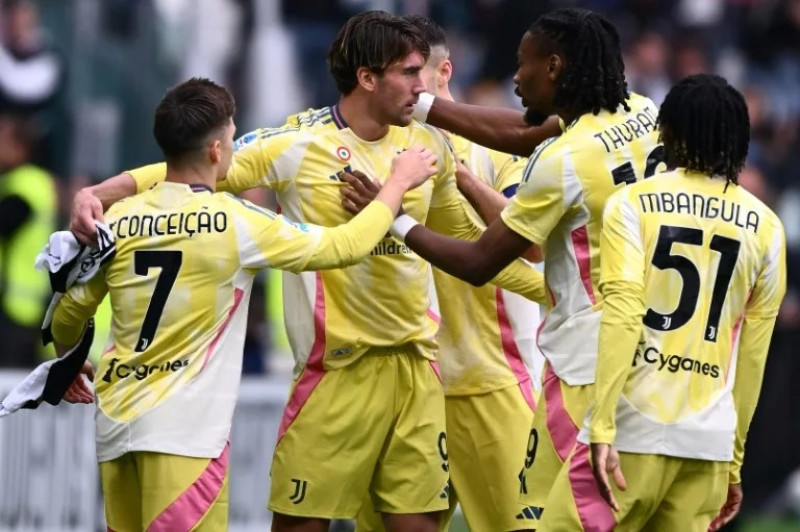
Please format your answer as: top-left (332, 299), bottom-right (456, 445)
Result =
top-left (529, 8), bottom-right (630, 116)
top-left (658, 74), bottom-right (750, 185)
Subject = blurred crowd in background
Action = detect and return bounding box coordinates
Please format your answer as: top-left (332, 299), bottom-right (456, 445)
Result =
top-left (0, 0), bottom-right (798, 528)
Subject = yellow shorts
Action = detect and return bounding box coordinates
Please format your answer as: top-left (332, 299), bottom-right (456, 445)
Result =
top-left (100, 444), bottom-right (229, 532)
top-left (541, 444), bottom-right (729, 532)
top-left (269, 348), bottom-right (449, 519)
top-left (518, 364), bottom-right (593, 529)
top-left (354, 382), bottom-right (536, 532)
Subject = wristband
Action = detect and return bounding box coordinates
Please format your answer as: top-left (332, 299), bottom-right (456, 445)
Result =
top-left (390, 214), bottom-right (420, 241)
top-left (411, 92), bottom-right (435, 123)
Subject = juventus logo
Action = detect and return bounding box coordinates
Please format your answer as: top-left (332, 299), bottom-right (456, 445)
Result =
top-left (662, 316), bottom-right (672, 330)
top-left (289, 479), bottom-right (307, 504)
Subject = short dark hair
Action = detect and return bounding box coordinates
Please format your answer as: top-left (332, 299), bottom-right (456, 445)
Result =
top-left (529, 8), bottom-right (629, 116)
top-left (153, 77), bottom-right (235, 163)
top-left (328, 11), bottom-right (430, 95)
top-left (404, 14), bottom-right (447, 50)
top-left (658, 74), bottom-right (749, 185)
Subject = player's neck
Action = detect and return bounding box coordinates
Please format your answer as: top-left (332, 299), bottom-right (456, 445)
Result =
top-left (165, 165), bottom-right (217, 192)
top-left (338, 95), bottom-right (390, 142)
top-left (435, 87), bottom-right (455, 102)
top-left (557, 107), bottom-right (581, 127)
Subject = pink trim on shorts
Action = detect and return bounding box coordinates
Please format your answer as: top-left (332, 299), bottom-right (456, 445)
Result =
top-left (571, 226), bottom-right (596, 305)
top-left (429, 360), bottom-right (442, 383)
top-left (496, 287), bottom-right (536, 411)
top-left (543, 364), bottom-right (579, 462)
top-left (568, 443), bottom-right (616, 532)
top-left (200, 288), bottom-right (244, 372)
top-left (146, 442), bottom-right (230, 532)
top-left (277, 272), bottom-right (327, 442)
top-left (107, 527), bottom-right (116, 532)
top-left (427, 307), bottom-right (441, 324)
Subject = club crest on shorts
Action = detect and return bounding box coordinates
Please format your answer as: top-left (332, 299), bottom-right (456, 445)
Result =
top-left (289, 478), bottom-right (307, 504)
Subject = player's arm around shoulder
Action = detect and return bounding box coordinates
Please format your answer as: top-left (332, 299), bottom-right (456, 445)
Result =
top-left (222, 125), bottom-right (305, 195)
top-left (419, 93), bottom-right (562, 156)
top-left (228, 147), bottom-right (437, 273)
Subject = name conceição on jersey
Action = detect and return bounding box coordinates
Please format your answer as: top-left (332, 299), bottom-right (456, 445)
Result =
top-left (632, 345), bottom-right (721, 379)
top-left (639, 191), bottom-right (760, 234)
top-left (109, 211), bottom-right (228, 239)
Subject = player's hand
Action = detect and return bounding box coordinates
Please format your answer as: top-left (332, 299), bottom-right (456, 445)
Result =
top-left (591, 443), bottom-right (626, 511)
top-left (454, 158), bottom-right (478, 194)
top-left (341, 170), bottom-right (381, 215)
top-left (389, 145), bottom-right (437, 189)
top-left (62, 361), bottom-right (95, 404)
top-left (71, 188), bottom-right (105, 245)
top-left (708, 483), bottom-right (743, 531)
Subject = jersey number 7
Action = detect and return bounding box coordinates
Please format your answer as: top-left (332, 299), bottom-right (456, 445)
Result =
top-left (643, 225), bottom-right (740, 342)
top-left (134, 250), bottom-right (183, 352)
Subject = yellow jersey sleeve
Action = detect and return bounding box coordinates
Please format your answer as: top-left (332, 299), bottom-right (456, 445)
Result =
top-left (128, 163), bottom-right (166, 194)
top-left (126, 126), bottom-right (304, 195)
top-left (590, 189), bottom-right (647, 443)
top-left (500, 139), bottom-right (576, 246)
top-left (230, 196), bottom-right (394, 274)
top-left (730, 221), bottom-right (787, 483)
top-left (52, 271), bottom-right (109, 347)
top-left (490, 151), bottom-right (526, 198)
top-left (224, 127), bottom-right (302, 193)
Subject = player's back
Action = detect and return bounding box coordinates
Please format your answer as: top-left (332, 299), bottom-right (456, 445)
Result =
top-left (609, 169), bottom-right (784, 459)
top-left (516, 93), bottom-right (662, 385)
top-left (96, 182), bottom-right (253, 460)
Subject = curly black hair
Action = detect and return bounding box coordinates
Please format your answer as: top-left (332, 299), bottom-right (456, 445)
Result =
top-left (658, 74), bottom-right (750, 185)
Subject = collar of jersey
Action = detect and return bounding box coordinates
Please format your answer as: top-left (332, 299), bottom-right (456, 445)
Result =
top-left (331, 104), bottom-right (348, 129)
top-left (155, 181), bottom-right (214, 194)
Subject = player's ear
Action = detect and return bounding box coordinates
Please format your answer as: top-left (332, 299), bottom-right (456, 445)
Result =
top-left (439, 59), bottom-right (453, 86)
top-left (356, 66), bottom-right (377, 92)
top-left (548, 54), bottom-right (563, 82)
top-left (209, 139), bottom-right (222, 164)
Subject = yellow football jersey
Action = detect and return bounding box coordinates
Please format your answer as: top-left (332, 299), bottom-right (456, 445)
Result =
top-left (52, 181), bottom-right (395, 461)
top-left (500, 93), bottom-right (663, 385)
top-left (129, 106), bottom-right (544, 376)
top-left (432, 133), bottom-right (542, 398)
top-left (583, 169), bottom-right (786, 463)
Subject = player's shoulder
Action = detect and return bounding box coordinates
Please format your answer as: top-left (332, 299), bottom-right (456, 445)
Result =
top-left (487, 146), bottom-right (525, 169)
top-left (216, 192), bottom-right (277, 220)
top-left (233, 107), bottom-right (340, 152)
top-left (625, 92), bottom-right (659, 115)
top-left (408, 120), bottom-right (451, 148)
top-left (106, 190), bottom-right (148, 220)
top-left (733, 185), bottom-right (784, 236)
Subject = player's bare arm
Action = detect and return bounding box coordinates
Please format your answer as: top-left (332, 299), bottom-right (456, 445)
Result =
top-left (341, 168), bottom-right (532, 285)
top-left (404, 219), bottom-right (531, 286)
top-left (454, 160), bottom-right (542, 262)
top-left (70, 172), bottom-right (136, 244)
top-left (422, 96), bottom-right (561, 156)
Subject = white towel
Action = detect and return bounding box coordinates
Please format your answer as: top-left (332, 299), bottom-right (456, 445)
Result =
top-left (0, 223), bottom-right (115, 419)
top-left (35, 222), bottom-right (115, 344)
top-left (0, 320), bottom-right (94, 417)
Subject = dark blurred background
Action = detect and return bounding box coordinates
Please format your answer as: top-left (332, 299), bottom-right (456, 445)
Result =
top-left (0, 0), bottom-right (798, 530)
